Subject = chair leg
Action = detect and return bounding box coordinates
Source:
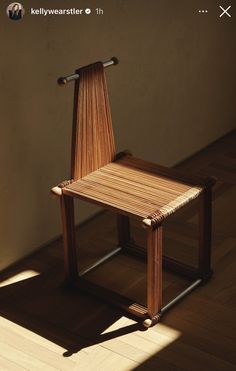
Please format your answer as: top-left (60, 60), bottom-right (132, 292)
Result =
top-left (60, 194), bottom-right (78, 284)
top-left (198, 187), bottom-right (213, 281)
top-left (117, 214), bottom-right (130, 247)
top-left (144, 224), bottom-right (162, 327)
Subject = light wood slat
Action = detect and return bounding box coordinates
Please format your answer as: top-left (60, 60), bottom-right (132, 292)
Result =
top-left (101, 163), bottom-right (194, 191)
top-left (0, 326), bottom-right (75, 371)
top-left (0, 341), bottom-right (57, 371)
top-left (72, 345), bottom-right (138, 371)
top-left (65, 159), bottom-right (202, 222)
top-left (0, 355), bottom-right (27, 371)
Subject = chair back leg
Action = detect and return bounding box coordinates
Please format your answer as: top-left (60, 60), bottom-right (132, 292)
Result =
top-left (198, 187), bottom-right (213, 280)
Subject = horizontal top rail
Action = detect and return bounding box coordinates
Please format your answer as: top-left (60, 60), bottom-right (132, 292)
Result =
top-left (57, 57), bottom-right (119, 85)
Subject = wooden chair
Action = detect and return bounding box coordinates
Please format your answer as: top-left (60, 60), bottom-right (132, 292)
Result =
top-left (52, 58), bottom-right (216, 327)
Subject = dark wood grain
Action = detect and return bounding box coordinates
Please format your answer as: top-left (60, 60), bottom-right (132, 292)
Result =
top-left (60, 194), bottom-right (78, 283)
top-left (147, 225), bottom-right (162, 318)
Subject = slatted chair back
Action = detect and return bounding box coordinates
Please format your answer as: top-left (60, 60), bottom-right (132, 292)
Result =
top-left (71, 62), bottom-right (116, 180)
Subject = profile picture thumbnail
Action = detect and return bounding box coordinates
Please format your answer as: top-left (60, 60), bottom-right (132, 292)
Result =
top-left (6, 2), bottom-right (25, 21)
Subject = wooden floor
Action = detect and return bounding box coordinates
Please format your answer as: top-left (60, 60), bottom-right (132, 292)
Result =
top-left (1, 130), bottom-right (236, 371)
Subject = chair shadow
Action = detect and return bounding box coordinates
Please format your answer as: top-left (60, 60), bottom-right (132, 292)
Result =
top-left (0, 263), bottom-right (142, 357)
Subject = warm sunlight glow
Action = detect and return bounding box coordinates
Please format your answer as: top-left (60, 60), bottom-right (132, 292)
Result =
top-left (88, 316), bottom-right (182, 363)
top-left (0, 317), bottom-right (69, 355)
top-left (0, 270), bottom-right (40, 287)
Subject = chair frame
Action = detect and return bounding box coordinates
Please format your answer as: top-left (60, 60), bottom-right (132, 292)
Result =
top-left (52, 60), bottom-right (216, 327)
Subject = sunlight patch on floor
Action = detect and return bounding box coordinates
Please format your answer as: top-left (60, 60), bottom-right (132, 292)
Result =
top-left (98, 316), bottom-right (181, 360)
top-left (0, 270), bottom-right (40, 287)
top-left (0, 316), bottom-right (66, 353)
top-left (76, 317), bottom-right (181, 370)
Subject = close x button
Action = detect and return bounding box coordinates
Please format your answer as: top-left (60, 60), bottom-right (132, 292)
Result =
top-left (219, 5), bottom-right (232, 18)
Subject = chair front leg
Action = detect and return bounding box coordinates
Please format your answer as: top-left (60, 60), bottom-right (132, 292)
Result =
top-left (60, 194), bottom-right (78, 284)
top-left (144, 224), bottom-right (162, 327)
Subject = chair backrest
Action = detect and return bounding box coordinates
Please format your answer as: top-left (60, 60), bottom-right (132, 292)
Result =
top-left (71, 62), bottom-right (116, 180)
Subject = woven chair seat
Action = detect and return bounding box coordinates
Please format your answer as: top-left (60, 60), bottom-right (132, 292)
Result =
top-left (64, 155), bottom-right (202, 223)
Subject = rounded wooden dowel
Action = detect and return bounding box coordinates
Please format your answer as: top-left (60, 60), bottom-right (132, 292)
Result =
top-left (110, 56), bottom-right (119, 65)
top-left (143, 318), bottom-right (153, 328)
top-left (51, 186), bottom-right (62, 196)
top-left (57, 77), bottom-right (68, 85)
top-left (142, 218), bottom-right (152, 228)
